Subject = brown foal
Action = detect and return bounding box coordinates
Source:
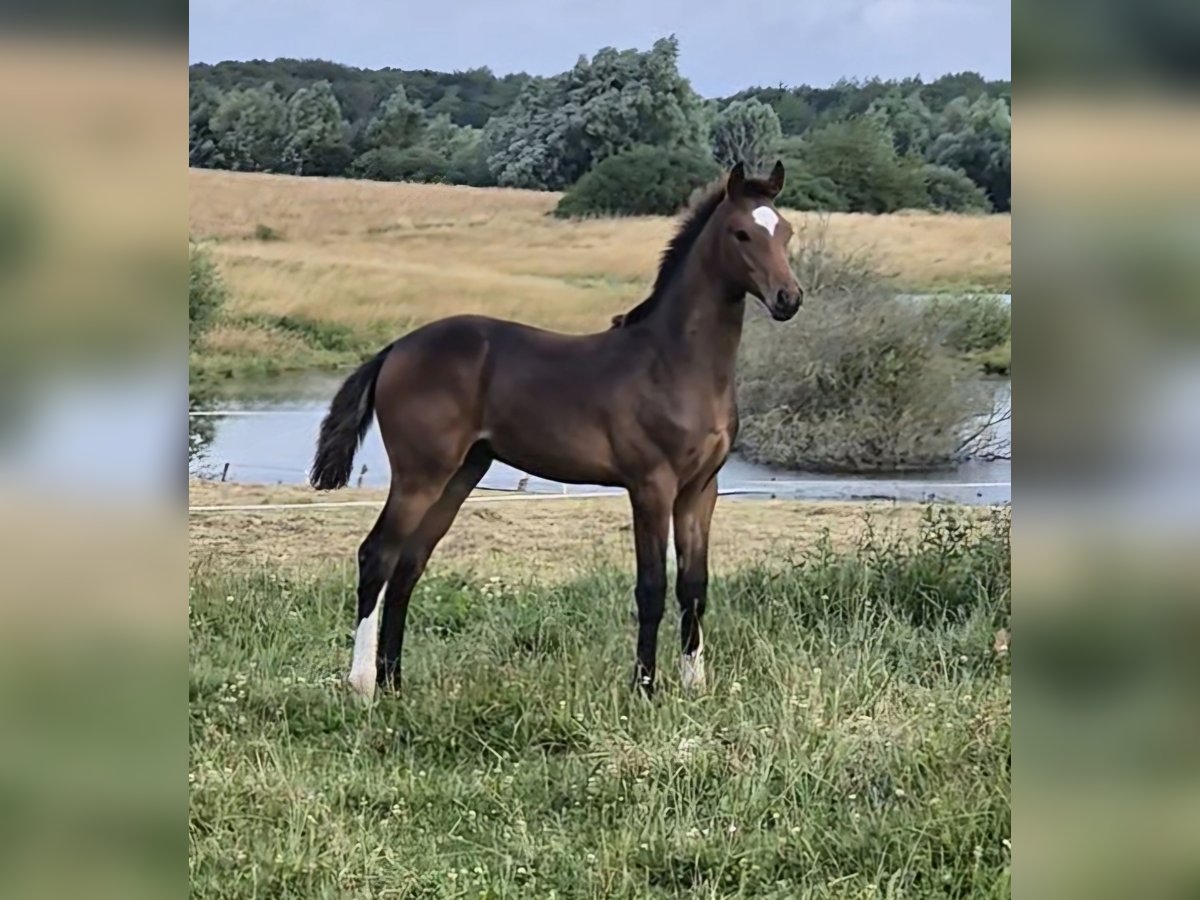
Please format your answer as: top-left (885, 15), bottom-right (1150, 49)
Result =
top-left (311, 161), bottom-right (803, 700)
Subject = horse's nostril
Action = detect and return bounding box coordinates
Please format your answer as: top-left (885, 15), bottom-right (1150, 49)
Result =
top-left (776, 289), bottom-right (790, 306)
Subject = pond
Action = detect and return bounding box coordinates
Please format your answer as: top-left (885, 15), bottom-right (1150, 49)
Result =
top-left (190, 371), bottom-right (1011, 506)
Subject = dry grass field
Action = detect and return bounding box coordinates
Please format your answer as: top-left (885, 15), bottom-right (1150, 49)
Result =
top-left (188, 169), bottom-right (1011, 376)
top-left (188, 479), bottom-right (967, 579)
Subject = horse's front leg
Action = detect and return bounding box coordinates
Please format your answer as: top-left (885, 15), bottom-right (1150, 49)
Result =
top-left (674, 477), bottom-right (718, 691)
top-left (629, 478), bottom-right (674, 698)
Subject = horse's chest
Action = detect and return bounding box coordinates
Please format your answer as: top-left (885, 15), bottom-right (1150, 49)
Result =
top-left (678, 402), bottom-right (736, 479)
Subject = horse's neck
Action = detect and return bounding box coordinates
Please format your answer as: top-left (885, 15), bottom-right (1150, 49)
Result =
top-left (652, 259), bottom-right (745, 387)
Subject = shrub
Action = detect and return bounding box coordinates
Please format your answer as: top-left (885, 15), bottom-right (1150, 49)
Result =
top-left (349, 146), bottom-right (448, 183)
top-left (922, 164), bottom-right (992, 212)
top-left (554, 146), bottom-right (721, 218)
top-left (390, 146), bottom-right (454, 183)
top-left (349, 147), bottom-right (402, 181)
top-left (253, 223), bottom-right (283, 241)
top-left (255, 314), bottom-right (359, 352)
top-left (924, 294), bottom-right (1011, 354)
top-left (787, 213), bottom-right (891, 295)
top-left (736, 223), bottom-right (996, 472)
top-left (189, 243), bottom-right (227, 346)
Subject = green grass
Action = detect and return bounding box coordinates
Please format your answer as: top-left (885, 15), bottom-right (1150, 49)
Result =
top-left (189, 507), bottom-right (1010, 899)
top-left (971, 340), bottom-right (1011, 377)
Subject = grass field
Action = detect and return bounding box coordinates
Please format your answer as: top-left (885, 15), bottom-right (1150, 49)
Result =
top-left (188, 169), bottom-right (1012, 380)
top-left (189, 496), bottom-right (1010, 898)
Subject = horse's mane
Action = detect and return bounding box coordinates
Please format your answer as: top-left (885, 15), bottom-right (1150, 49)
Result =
top-left (614, 174), bottom-right (776, 328)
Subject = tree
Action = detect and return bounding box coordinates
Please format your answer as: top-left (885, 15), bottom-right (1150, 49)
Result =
top-left (923, 71), bottom-right (993, 110)
top-left (446, 135), bottom-right (495, 186)
top-left (773, 92), bottom-right (816, 135)
top-left (867, 89), bottom-right (934, 156)
top-left (483, 36), bottom-right (709, 190)
top-left (711, 98), bottom-right (783, 172)
top-left (189, 82), bottom-right (226, 168)
top-left (775, 171), bottom-right (848, 212)
top-left (479, 77), bottom-right (567, 189)
top-left (801, 116), bottom-right (928, 213)
top-left (926, 96), bottom-right (1011, 211)
top-left (209, 84), bottom-right (287, 172)
top-left (282, 81), bottom-right (352, 176)
top-left (363, 84), bottom-right (425, 151)
top-left (418, 115), bottom-right (494, 185)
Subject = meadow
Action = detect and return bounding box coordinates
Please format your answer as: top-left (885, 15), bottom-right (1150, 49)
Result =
top-left (189, 491), bottom-right (1010, 899)
top-left (187, 169), bottom-right (1012, 380)
top-left (188, 169), bottom-right (1011, 896)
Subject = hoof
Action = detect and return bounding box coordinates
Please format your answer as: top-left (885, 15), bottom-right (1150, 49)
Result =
top-left (680, 649), bottom-right (706, 691)
top-left (347, 669), bottom-right (376, 701)
top-left (631, 671), bottom-right (656, 699)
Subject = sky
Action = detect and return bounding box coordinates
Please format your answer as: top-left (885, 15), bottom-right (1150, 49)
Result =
top-left (188, 0), bottom-right (1010, 97)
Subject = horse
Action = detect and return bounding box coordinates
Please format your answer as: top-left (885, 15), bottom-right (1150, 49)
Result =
top-left (310, 161), bottom-right (803, 700)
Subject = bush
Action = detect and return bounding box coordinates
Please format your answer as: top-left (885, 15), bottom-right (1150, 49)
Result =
top-left (349, 147), bottom-right (403, 181)
top-left (787, 213), bottom-right (891, 295)
top-left (253, 223), bottom-right (283, 241)
top-left (349, 146), bottom-right (451, 183)
top-left (554, 145), bottom-right (721, 218)
top-left (736, 223), bottom-right (996, 472)
top-left (189, 243), bottom-right (227, 346)
top-left (388, 146), bottom-right (453, 183)
top-left (924, 294), bottom-right (1011, 354)
top-left (922, 164), bottom-right (992, 212)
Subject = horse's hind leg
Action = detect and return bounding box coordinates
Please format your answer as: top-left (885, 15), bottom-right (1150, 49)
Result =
top-left (347, 501), bottom-right (403, 697)
top-left (348, 473), bottom-right (448, 700)
top-left (376, 444), bottom-right (492, 692)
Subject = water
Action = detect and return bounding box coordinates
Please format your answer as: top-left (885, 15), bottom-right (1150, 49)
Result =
top-left (190, 372), bottom-right (1011, 506)
top-left (1, 361), bottom-right (184, 503)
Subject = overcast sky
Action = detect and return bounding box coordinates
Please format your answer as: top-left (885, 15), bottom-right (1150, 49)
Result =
top-left (189, 0), bottom-right (1010, 97)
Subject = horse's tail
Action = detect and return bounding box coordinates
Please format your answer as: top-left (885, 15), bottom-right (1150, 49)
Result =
top-left (309, 343), bottom-right (393, 491)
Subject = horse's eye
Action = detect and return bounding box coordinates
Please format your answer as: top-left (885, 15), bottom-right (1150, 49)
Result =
top-left (734, 229), bottom-right (751, 243)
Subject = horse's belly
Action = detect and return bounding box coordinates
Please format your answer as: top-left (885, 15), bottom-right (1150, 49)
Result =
top-left (485, 415), bottom-right (622, 488)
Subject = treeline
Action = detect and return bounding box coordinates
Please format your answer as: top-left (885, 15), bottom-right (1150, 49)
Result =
top-left (189, 37), bottom-right (1010, 214)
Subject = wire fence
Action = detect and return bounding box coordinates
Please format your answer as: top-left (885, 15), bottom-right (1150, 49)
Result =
top-left (189, 480), bottom-right (1012, 516)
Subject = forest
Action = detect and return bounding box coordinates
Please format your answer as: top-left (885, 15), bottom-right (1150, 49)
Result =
top-left (189, 37), bottom-right (1011, 214)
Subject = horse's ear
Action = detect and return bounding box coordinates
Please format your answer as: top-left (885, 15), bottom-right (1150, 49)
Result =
top-left (726, 162), bottom-right (746, 199)
top-left (766, 160), bottom-right (786, 197)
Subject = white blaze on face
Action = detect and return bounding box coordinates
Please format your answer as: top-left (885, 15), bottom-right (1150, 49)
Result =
top-left (348, 585), bottom-right (385, 699)
top-left (680, 622), bottom-right (706, 691)
top-left (751, 205), bottom-right (779, 237)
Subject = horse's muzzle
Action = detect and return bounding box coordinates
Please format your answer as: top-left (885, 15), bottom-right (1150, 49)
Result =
top-left (768, 286), bottom-right (803, 321)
